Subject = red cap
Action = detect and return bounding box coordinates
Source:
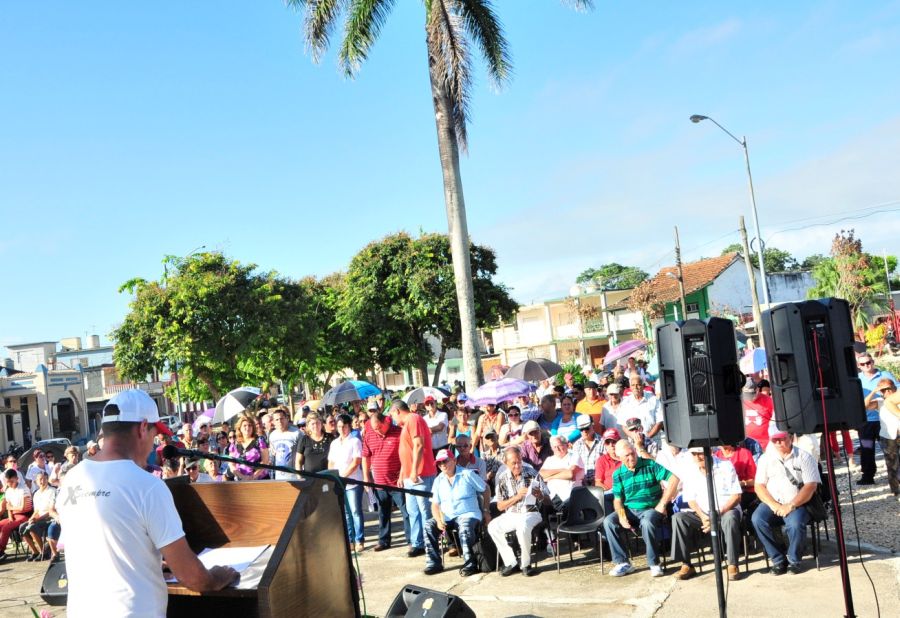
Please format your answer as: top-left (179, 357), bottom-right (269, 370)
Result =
top-left (424, 396), bottom-right (436, 403)
top-left (602, 429), bottom-right (621, 441)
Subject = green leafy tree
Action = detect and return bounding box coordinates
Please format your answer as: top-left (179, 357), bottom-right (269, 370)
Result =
top-left (721, 243), bottom-right (799, 273)
top-left (338, 232), bottom-right (518, 387)
top-left (285, 0), bottom-right (592, 390)
top-left (113, 252), bottom-right (318, 401)
top-left (576, 263), bottom-right (648, 289)
top-left (808, 230), bottom-right (889, 331)
top-left (800, 254), bottom-right (826, 270)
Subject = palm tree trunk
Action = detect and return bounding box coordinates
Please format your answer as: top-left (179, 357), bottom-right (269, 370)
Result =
top-left (431, 344), bottom-right (448, 387)
top-left (427, 49), bottom-right (484, 391)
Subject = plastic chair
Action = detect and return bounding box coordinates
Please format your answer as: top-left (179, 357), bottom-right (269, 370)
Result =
top-left (555, 486), bottom-right (605, 574)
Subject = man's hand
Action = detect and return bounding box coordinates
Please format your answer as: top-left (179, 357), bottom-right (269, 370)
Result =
top-left (516, 486), bottom-right (529, 501)
top-left (410, 475), bottom-right (422, 485)
top-left (700, 515), bottom-right (711, 533)
top-left (436, 517), bottom-right (446, 532)
top-left (208, 566), bottom-right (240, 590)
top-left (619, 513), bottom-right (632, 530)
top-left (654, 502), bottom-right (667, 515)
top-left (482, 511), bottom-right (492, 525)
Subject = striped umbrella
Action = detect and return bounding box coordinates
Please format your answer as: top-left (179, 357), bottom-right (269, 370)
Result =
top-left (213, 387), bottom-right (261, 423)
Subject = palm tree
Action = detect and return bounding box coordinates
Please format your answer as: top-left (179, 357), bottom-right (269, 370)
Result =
top-left (285, 0), bottom-right (592, 389)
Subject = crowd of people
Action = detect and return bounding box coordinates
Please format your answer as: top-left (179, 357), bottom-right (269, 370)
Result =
top-left (2, 348), bottom-right (898, 613)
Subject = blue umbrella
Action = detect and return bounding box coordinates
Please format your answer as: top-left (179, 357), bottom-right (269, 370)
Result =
top-left (322, 380), bottom-right (382, 406)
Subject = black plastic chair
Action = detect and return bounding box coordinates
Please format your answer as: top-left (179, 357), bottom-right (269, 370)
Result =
top-left (555, 486), bottom-right (605, 574)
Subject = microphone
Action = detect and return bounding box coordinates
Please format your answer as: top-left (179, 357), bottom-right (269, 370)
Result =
top-left (161, 444), bottom-right (203, 460)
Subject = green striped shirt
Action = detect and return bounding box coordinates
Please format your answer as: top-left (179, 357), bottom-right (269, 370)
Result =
top-left (612, 458), bottom-right (671, 510)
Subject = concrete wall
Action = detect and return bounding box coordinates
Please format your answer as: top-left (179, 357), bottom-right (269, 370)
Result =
top-left (706, 261), bottom-right (763, 316)
top-left (767, 271), bottom-right (815, 303)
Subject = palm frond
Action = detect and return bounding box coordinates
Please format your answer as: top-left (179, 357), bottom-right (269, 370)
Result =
top-left (428, 0), bottom-right (473, 150)
top-left (456, 0), bottom-right (511, 89)
top-left (560, 0), bottom-right (594, 11)
top-left (300, 0), bottom-right (346, 63)
top-left (339, 0), bottom-right (397, 77)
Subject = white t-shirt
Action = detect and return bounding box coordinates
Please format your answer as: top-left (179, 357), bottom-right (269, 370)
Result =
top-left (57, 459), bottom-right (185, 618)
top-left (424, 411), bottom-right (449, 449)
top-left (681, 458), bottom-right (742, 516)
top-left (755, 447), bottom-right (821, 505)
top-left (26, 462), bottom-right (51, 492)
top-left (328, 435), bottom-right (363, 481)
top-left (540, 451), bottom-right (584, 502)
top-left (268, 427), bottom-right (302, 480)
top-left (32, 485), bottom-right (57, 515)
top-left (880, 399), bottom-right (900, 439)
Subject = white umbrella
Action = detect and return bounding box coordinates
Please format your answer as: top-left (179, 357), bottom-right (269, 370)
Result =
top-left (402, 386), bottom-right (450, 405)
top-left (213, 386), bottom-right (261, 423)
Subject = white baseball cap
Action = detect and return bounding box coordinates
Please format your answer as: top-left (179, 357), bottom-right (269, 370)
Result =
top-left (102, 389), bottom-right (173, 436)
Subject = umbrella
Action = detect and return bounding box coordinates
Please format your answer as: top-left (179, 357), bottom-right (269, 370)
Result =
top-left (18, 441), bottom-right (68, 470)
top-left (322, 380), bottom-right (382, 407)
top-left (603, 339), bottom-right (647, 366)
top-left (466, 378), bottom-right (536, 407)
top-left (301, 399), bottom-right (322, 411)
top-left (739, 348), bottom-right (767, 374)
top-left (192, 408), bottom-right (215, 433)
top-left (504, 358), bottom-right (564, 382)
top-left (403, 386), bottom-right (451, 405)
top-left (213, 386), bottom-right (261, 424)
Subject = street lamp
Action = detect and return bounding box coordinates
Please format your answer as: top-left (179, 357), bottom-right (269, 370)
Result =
top-left (690, 115), bottom-right (770, 306)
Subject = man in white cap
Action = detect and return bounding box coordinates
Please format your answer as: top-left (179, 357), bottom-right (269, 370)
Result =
top-left (57, 389), bottom-right (238, 616)
top-left (423, 448), bottom-right (488, 577)
top-left (670, 447), bottom-right (743, 581)
top-left (751, 426), bottom-right (821, 575)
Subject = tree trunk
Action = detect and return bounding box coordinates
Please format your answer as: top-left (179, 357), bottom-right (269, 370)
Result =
top-left (431, 345), bottom-right (448, 387)
top-left (196, 370), bottom-right (220, 402)
top-left (417, 360), bottom-right (430, 388)
top-left (426, 44), bottom-right (484, 391)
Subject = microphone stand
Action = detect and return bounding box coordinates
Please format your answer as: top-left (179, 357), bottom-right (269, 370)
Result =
top-left (165, 446), bottom-right (433, 497)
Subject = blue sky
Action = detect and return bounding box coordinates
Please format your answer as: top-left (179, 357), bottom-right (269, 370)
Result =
top-left (3, 1), bottom-right (900, 356)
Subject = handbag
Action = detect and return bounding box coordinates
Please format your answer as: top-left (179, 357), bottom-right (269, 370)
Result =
top-left (778, 459), bottom-right (827, 523)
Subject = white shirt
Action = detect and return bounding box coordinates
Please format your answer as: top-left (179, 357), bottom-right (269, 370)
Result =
top-left (32, 485), bottom-right (57, 515)
top-left (880, 399), bottom-right (900, 439)
top-left (1, 469), bottom-right (26, 491)
top-left (328, 435), bottom-right (363, 481)
top-left (755, 446), bottom-right (821, 505)
top-left (57, 459), bottom-right (185, 618)
top-left (681, 457), bottom-right (742, 516)
top-left (424, 411), bottom-right (449, 449)
top-left (540, 451), bottom-right (584, 502)
top-left (618, 394), bottom-right (662, 437)
top-left (268, 427), bottom-right (302, 480)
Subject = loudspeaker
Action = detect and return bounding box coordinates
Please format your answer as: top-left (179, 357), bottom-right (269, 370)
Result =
top-left (56, 397), bottom-right (76, 433)
top-left (760, 298), bottom-right (865, 434)
top-left (656, 318), bottom-right (745, 449)
top-left (40, 560), bottom-right (69, 606)
top-left (385, 584), bottom-right (476, 618)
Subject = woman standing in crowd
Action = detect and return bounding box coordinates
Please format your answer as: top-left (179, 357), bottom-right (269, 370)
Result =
top-left (423, 396), bottom-right (449, 452)
top-left (228, 412), bottom-right (270, 480)
top-left (498, 405), bottom-right (527, 447)
top-left (297, 413), bottom-right (333, 473)
top-left (551, 395), bottom-right (582, 442)
top-left (449, 407), bottom-right (473, 446)
top-left (328, 414), bottom-right (365, 552)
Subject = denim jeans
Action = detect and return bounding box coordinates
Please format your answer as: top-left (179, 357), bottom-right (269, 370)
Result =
top-left (751, 501), bottom-right (810, 566)
top-left (374, 487), bottom-right (410, 547)
top-left (603, 507), bottom-right (665, 566)
top-left (403, 475), bottom-right (435, 550)
top-left (858, 421), bottom-right (881, 480)
top-left (425, 514), bottom-right (480, 570)
top-left (343, 485), bottom-right (364, 543)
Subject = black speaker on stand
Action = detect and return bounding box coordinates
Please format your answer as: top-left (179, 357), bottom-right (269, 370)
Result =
top-left (40, 559), bottom-right (69, 606)
top-left (656, 317), bottom-right (745, 449)
top-left (760, 297), bottom-right (865, 433)
top-left (385, 584), bottom-right (476, 618)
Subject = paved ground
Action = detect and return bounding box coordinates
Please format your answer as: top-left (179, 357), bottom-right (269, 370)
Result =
top-left (4, 513), bottom-right (898, 617)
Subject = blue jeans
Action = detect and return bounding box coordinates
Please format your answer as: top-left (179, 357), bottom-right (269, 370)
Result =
top-left (425, 514), bottom-right (481, 570)
top-left (374, 488), bottom-right (410, 547)
top-left (603, 506), bottom-right (665, 566)
top-left (344, 485), bottom-right (364, 543)
top-left (751, 501), bottom-right (810, 566)
top-left (403, 475), bottom-right (435, 550)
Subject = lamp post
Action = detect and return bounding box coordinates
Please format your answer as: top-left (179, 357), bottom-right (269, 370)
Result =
top-left (690, 115), bottom-right (770, 306)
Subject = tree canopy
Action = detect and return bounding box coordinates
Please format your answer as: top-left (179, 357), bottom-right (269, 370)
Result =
top-left (576, 263), bottom-right (648, 289)
top-left (721, 243), bottom-right (800, 273)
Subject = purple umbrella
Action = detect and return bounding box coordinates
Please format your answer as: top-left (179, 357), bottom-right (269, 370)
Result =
top-left (192, 408), bottom-right (215, 432)
top-left (603, 339), bottom-right (647, 366)
top-left (466, 378), bottom-right (536, 407)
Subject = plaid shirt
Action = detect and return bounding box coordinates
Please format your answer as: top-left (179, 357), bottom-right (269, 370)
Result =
top-left (495, 462), bottom-right (549, 514)
top-left (572, 436), bottom-right (603, 483)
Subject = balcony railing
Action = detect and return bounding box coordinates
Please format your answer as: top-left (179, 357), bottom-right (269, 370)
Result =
top-left (104, 381), bottom-right (167, 397)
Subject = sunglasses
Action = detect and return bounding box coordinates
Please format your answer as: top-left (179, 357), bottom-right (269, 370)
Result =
top-left (580, 427), bottom-right (591, 432)
top-left (507, 413), bottom-right (520, 417)
top-left (859, 361), bottom-right (873, 366)
top-left (691, 452), bottom-right (704, 458)
top-left (457, 443), bottom-right (471, 448)
top-left (604, 439), bottom-right (616, 445)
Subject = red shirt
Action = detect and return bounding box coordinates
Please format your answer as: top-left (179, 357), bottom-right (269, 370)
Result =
top-left (399, 413), bottom-right (437, 481)
top-left (361, 421), bottom-right (403, 485)
top-left (714, 446), bottom-right (757, 493)
top-left (743, 394), bottom-right (774, 450)
top-left (594, 453), bottom-right (623, 490)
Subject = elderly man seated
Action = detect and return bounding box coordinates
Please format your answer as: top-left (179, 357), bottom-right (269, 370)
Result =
top-left (540, 435), bottom-right (584, 509)
top-left (603, 440), bottom-right (679, 577)
top-left (520, 420), bottom-right (553, 469)
top-left (670, 447), bottom-right (743, 581)
top-left (751, 426), bottom-right (821, 575)
top-left (424, 449), bottom-right (489, 577)
top-left (488, 447), bottom-right (551, 577)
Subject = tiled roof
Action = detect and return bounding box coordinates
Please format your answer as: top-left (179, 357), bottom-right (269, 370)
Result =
top-left (609, 253), bottom-right (741, 310)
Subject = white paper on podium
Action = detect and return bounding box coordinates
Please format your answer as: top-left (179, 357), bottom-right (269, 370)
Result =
top-left (165, 545), bottom-right (270, 586)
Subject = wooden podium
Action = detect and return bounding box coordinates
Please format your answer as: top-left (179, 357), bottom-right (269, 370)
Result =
top-left (165, 477), bottom-right (359, 618)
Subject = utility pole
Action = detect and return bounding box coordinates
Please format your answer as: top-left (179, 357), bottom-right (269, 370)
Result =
top-left (674, 226), bottom-right (688, 320)
top-left (740, 216), bottom-right (763, 338)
